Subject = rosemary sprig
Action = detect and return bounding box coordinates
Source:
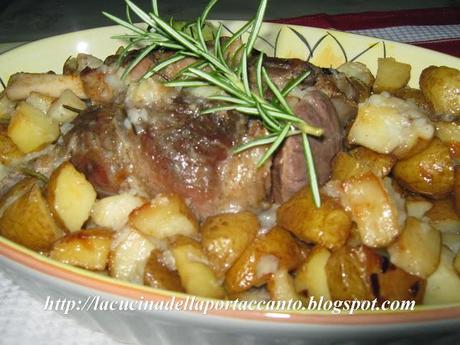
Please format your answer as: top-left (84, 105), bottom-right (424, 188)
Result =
top-left (103, 0), bottom-right (323, 206)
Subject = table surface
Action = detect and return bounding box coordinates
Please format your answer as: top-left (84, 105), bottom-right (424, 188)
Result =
top-left (1, 2), bottom-right (460, 345)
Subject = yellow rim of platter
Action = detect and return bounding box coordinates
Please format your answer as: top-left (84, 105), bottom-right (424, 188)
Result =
top-left (0, 21), bottom-right (459, 323)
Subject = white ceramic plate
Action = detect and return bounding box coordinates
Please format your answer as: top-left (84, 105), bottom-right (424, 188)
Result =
top-left (0, 21), bottom-right (460, 345)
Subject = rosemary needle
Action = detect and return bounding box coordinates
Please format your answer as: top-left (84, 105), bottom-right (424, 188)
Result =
top-left (103, 0), bottom-right (324, 207)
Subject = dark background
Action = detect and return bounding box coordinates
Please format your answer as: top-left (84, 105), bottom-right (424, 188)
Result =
top-left (0, 0), bottom-right (459, 42)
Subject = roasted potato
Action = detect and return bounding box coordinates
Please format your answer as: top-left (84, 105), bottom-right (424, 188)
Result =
top-left (454, 251), bottom-right (460, 276)
top-left (201, 211), bottom-right (259, 279)
top-left (392, 87), bottom-right (433, 114)
top-left (405, 196), bottom-right (433, 220)
top-left (294, 246), bottom-right (331, 300)
top-left (340, 173), bottom-right (403, 248)
top-left (277, 187), bottom-right (351, 250)
top-left (435, 121), bottom-right (460, 160)
top-left (332, 147), bottom-right (396, 181)
top-left (348, 93), bottom-right (434, 158)
top-left (420, 66), bottom-right (460, 116)
top-left (0, 183), bottom-right (63, 251)
top-left (49, 228), bottom-right (113, 270)
top-left (337, 62), bottom-right (374, 87)
top-left (25, 92), bottom-right (54, 114)
top-left (326, 245), bottom-right (425, 303)
top-left (455, 166), bottom-right (460, 216)
top-left (129, 193), bottom-right (198, 239)
top-left (144, 250), bottom-right (184, 292)
top-left (373, 57), bottom-right (411, 93)
top-left (48, 162), bottom-right (97, 232)
top-left (91, 193), bottom-right (145, 230)
top-left (388, 217), bottom-right (441, 278)
top-left (47, 89), bottom-right (86, 123)
top-left (225, 226), bottom-right (303, 293)
top-left (267, 268), bottom-right (303, 303)
top-left (425, 198), bottom-right (460, 233)
top-left (0, 124), bottom-right (24, 165)
top-left (108, 226), bottom-right (157, 284)
top-left (326, 245), bottom-right (380, 301)
top-left (0, 177), bottom-right (37, 216)
top-left (170, 236), bottom-right (225, 298)
top-left (393, 138), bottom-right (454, 198)
top-left (376, 264), bottom-right (426, 304)
top-left (423, 247), bottom-right (460, 304)
top-left (8, 101), bottom-right (60, 153)
top-left (442, 233), bottom-right (460, 254)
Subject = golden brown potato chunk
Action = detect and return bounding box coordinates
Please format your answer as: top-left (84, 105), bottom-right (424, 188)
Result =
top-left (332, 147), bottom-right (396, 182)
top-left (373, 57), bottom-right (411, 93)
top-left (376, 264), bottom-right (426, 304)
top-left (425, 198), bottom-right (460, 233)
top-left (341, 173), bottom-right (402, 248)
top-left (455, 166), bottom-right (460, 216)
top-left (49, 228), bottom-right (113, 270)
top-left (171, 236), bottom-right (225, 298)
top-left (326, 245), bottom-right (425, 303)
top-left (0, 177), bottom-right (37, 216)
top-left (424, 247), bottom-right (460, 304)
top-left (420, 66), bottom-right (460, 116)
top-left (144, 250), bottom-right (184, 292)
top-left (0, 124), bottom-right (23, 165)
top-left (48, 161), bottom-right (97, 232)
top-left (225, 226), bottom-right (303, 293)
top-left (294, 246), bottom-right (331, 300)
top-left (393, 138), bottom-right (454, 198)
top-left (201, 211), bottom-right (259, 279)
top-left (435, 121), bottom-right (460, 160)
top-left (326, 245), bottom-right (379, 301)
top-left (129, 193), bottom-right (198, 239)
top-left (388, 217), bottom-right (441, 278)
top-left (0, 183), bottom-right (63, 251)
top-left (277, 187), bottom-right (351, 250)
top-left (267, 268), bottom-right (303, 302)
top-left (8, 101), bottom-right (59, 153)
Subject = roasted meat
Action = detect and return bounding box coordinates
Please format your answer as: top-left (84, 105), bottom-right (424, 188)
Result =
top-left (32, 48), bottom-right (358, 218)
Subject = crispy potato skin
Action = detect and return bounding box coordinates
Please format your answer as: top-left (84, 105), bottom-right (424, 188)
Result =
top-left (201, 211), bottom-right (259, 279)
top-left (277, 187), bottom-right (351, 250)
top-left (420, 66), bottom-right (460, 116)
top-left (49, 228), bottom-right (113, 270)
top-left (0, 183), bottom-right (63, 251)
top-left (326, 245), bottom-right (425, 303)
top-left (144, 250), bottom-right (184, 292)
top-left (393, 138), bottom-right (454, 198)
top-left (225, 226), bottom-right (303, 294)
